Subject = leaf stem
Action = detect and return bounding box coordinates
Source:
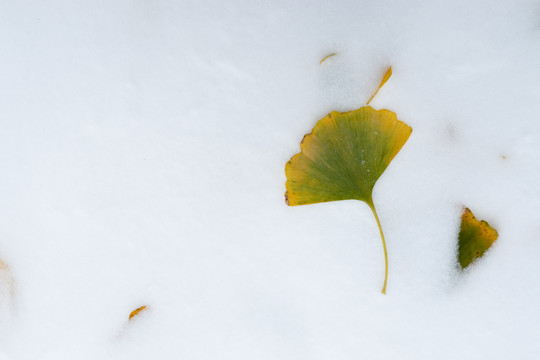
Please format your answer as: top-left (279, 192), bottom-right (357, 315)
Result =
top-left (368, 201), bottom-right (388, 295)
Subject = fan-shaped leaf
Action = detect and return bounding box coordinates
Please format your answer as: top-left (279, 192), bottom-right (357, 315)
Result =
top-left (285, 105), bottom-right (411, 294)
top-left (285, 106), bottom-right (411, 206)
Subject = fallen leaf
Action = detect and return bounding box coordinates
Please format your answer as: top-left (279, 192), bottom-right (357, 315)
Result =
top-left (367, 66), bottom-right (392, 105)
top-left (285, 107), bottom-right (411, 206)
top-left (129, 306), bottom-right (148, 320)
top-left (285, 105), bottom-right (412, 294)
top-left (457, 208), bottom-right (498, 269)
top-left (320, 53), bottom-right (337, 64)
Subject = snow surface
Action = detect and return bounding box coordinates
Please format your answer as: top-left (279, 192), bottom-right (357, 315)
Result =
top-left (1, 0), bottom-right (540, 359)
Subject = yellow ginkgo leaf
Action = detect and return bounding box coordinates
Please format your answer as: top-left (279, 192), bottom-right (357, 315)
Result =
top-left (129, 306), bottom-right (148, 320)
top-left (285, 106), bottom-right (412, 294)
top-left (457, 208), bottom-right (498, 269)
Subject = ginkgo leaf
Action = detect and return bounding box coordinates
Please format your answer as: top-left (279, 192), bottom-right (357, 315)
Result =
top-left (129, 305), bottom-right (148, 320)
top-left (457, 208), bottom-right (498, 269)
top-left (285, 107), bottom-right (411, 206)
top-left (285, 106), bottom-right (412, 294)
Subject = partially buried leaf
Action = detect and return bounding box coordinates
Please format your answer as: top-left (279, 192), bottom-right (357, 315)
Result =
top-left (367, 67), bottom-right (392, 105)
top-left (320, 53), bottom-right (337, 64)
top-left (129, 306), bottom-right (148, 320)
top-left (285, 106), bottom-right (412, 294)
top-left (457, 208), bottom-right (498, 269)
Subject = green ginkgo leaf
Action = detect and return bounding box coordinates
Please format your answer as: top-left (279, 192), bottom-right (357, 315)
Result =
top-left (457, 208), bottom-right (498, 269)
top-left (285, 107), bottom-right (411, 206)
top-left (285, 69), bottom-right (412, 294)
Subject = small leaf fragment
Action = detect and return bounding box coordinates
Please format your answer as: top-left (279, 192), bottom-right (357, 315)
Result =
top-left (367, 66), bottom-right (392, 105)
top-left (129, 306), bottom-right (148, 320)
top-left (320, 53), bottom-right (337, 64)
top-left (457, 208), bottom-right (498, 269)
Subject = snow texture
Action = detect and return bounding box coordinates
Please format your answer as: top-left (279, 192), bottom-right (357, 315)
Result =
top-left (0, 0), bottom-right (539, 359)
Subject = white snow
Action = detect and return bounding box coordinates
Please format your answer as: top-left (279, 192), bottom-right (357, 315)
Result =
top-left (0, 0), bottom-right (540, 359)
